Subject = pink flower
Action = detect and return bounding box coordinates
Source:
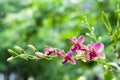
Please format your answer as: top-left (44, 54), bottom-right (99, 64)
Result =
top-left (62, 50), bottom-right (76, 65)
top-left (43, 46), bottom-right (65, 57)
top-left (85, 42), bottom-right (105, 60)
top-left (69, 35), bottom-right (84, 46)
top-left (43, 46), bottom-right (55, 55)
top-left (69, 35), bottom-right (87, 52)
top-left (35, 52), bottom-right (44, 59)
top-left (42, 35), bottom-right (105, 65)
top-left (57, 50), bottom-right (66, 57)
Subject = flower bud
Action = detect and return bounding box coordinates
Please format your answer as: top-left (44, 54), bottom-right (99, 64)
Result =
top-left (103, 65), bottom-right (108, 70)
top-left (78, 76), bottom-right (86, 80)
top-left (27, 44), bottom-right (37, 52)
top-left (91, 26), bottom-right (95, 31)
top-left (98, 36), bottom-right (102, 41)
top-left (20, 54), bottom-right (28, 60)
top-left (86, 33), bottom-right (90, 36)
top-left (8, 49), bottom-right (17, 56)
top-left (35, 52), bottom-right (44, 59)
top-left (7, 56), bottom-right (13, 62)
top-left (14, 46), bottom-right (23, 52)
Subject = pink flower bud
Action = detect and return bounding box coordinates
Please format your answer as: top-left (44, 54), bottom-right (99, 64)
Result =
top-left (35, 52), bottom-right (44, 59)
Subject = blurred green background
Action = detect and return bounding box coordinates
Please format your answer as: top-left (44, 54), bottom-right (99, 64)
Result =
top-left (0, 0), bottom-right (119, 80)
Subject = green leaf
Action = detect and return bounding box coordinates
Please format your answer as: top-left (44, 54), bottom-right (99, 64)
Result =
top-left (118, 27), bottom-right (120, 38)
top-left (111, 27), bottom-right (120, 41)
top-left (102, 11), bottom-right (112, 33)
top-left (104, 70), bottom-right (114, 80)
top-left (117, 70), bottom-right (120, 79)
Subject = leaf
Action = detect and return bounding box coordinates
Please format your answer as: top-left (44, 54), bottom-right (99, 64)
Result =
top-left (104, 70), bottom-right (114, 80)
top-left (117, 70), bottom-right (120, 79)
top-left (111, 27), bottom-right (120, 41)
top-left (118, 27), bottom-right (120, 38)
top-left (102, 11), bottom-right (112, 33)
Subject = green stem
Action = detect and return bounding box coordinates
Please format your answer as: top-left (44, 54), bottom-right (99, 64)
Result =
top-left (112, 0), bottom-right (120, 59)
top-left (27, 54), bottom-right (37, 59)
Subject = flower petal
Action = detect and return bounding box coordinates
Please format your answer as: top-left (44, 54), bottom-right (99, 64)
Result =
top-left (43, 46), bottom-right (55, 55)
top-left (78, 35), bottom-right (84, 44)
top-left (70, 45), bottom-right (77, 52)
top-left (94, 42), bottom-right (104, 53)
top-left (87, 42), bottom-right (94, 50)
top-left (85, 53), bottom-right (90, 60)
top-left (69, 58), bottom-right (76, 65)
top-left (62, 59), bottom-right (68, 64)
top-left (69, 36), bottom-right (77, 44)
top-left (96, 52), bottom-right (105, 59)
top-left (67, 50), bottom-right (73, 57)
top-left (57, 50), bottom-right (66, 56)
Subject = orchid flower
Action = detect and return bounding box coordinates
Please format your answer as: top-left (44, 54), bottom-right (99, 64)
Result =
top-left (85, 42), bottom-right (105, 60)
top-left (35, 52), bottom-right (44, 59)
top-left (43, 35), bottom-right (105, 65)
top-left (62, 50), bottom-right (76, 65)
top-left (69, 35), bottom-right (87, 52)
top-left (43, 46), bottom-right (56, 55)
top-left (43, 46), bottom-right (66, 57)
top-left (57, 50), bottom-right (66, 57)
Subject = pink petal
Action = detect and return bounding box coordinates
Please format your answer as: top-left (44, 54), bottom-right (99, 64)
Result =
top-left (67, 50), bottom-right (73, 57)
top-left (43, 46), bottom-right (54, 53)
top-left (69, 58), bottom-right (76, 65)
top-left (70, 45), bottom-right (77, 52)
top-left (87, 42), bottom-right (94, 50)
top-left (57, 50), bottom-right (66, 57)
top-left (69, 36), bottom-right (77, 44)
top-left (80, 45), bottom-right (87, 52)
top-left (62, 59), bottom-right (67, 64)
top-left (94, 42), bottom-right (104, 53)
top-left (85, 53), bottom-right (90, 60)
top-left (96, 52), bottom-right (105, 59)
top-left (78, 35), bottom-right (84, 44)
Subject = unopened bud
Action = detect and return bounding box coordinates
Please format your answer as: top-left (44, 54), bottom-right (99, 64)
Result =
top-left (35, 52), bottom-right (44, 59)
top-left (27, 44), bottom-right (37, 52)
top-left (97, 0), bottom-right (103, 2)
top-left (7, 56), bottom-right (13, 62)
top-left (103, 65), bottom-right (108, 70)
top-left (8, 49), bottom-right (17, 56)
top-left (14, 46), bottom-right (23, 52)
top-left (91, 26), bottom-right (95, 31)
top-left (86, 33), bottom-right (90, 36)
top-left (98, 36), bottom-right (102, 41)
top-left (20, 54), bottom-right (28, 60)
top-left (78, 76), bottom-right (86, 80)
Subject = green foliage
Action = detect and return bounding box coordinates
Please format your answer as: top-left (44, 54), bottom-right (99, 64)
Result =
top-left (102, 11), bottom-right (112, 34)
top-left (104, 70), bottom-right (114, 80)
top-left (117, 70), bottom-right (120, 79)
top-left (111, 27), bottom-right (120, 41)
top-left (0, 0), bottom-right (119, 80)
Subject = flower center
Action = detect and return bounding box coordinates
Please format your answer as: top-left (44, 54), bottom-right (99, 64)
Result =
top-left (89, 50), bottom-right (97, 60)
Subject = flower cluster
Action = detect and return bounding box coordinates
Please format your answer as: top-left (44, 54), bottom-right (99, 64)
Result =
top-left (35, 35), bottom-right (105, 65)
